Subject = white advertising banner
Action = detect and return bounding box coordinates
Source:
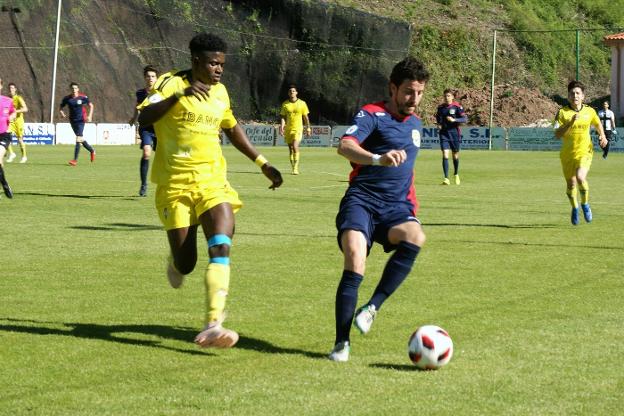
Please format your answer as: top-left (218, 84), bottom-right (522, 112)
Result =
top-left (55, 123), bottom-right (96, 145)
top-left (96, 123), bottom-right (136, 145)
top-left (275, 125), bottom-right (332, 147)
top-left (23, 123), bottom-right (55, 145)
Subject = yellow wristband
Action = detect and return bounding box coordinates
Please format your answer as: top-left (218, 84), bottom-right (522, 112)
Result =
top-left (174, 89), bottom-right (185, 99)
top-left (255, 154), bottom-right (268, 168)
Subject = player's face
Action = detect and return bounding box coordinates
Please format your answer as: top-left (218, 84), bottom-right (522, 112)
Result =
top-left (9, 85), bottom-right (17, 96)
top-left (603, 102), bottom-right (609, 110)
top-left (390, 79), bottom-right (426, 116)
top-left (144, 71), bottom-right (157, 89)
top-left (444, 92), bottom-right (454, 104)
top-left (568, 87), bottom-right (584, 108)
top-left (192, 51), bottom-right (225, 85)
top-left (71, 85), bottom-right (79, 96)
top-left (288, 88), bottom-right (298, 100)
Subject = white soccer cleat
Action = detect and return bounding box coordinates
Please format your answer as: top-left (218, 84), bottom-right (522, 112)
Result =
top-left (354, 304), bottom-right (377, 334)
top-left (19, 157), bottom-right (27, 163)
top-left (166, 257), bottom-right (185, 288)
top-left (328, 341), bottom-right (350, 362)
top-left (6, 153), bottom-right (16, 163)
top-left (195, 315), bottom-right (239, 349)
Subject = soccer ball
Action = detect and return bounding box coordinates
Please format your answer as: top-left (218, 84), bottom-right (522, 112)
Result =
top-left (408, 325), bottom-right (453, 370)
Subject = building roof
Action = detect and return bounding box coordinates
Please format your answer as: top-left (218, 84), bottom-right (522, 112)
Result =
top-left (604, 32), bottom-right (624, 46)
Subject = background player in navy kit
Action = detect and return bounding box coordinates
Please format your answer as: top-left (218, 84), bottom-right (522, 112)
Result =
top-left (60, 82), bottom-right (95, 166)
top-left (329, 57), bottom-right (430, 362)
top-left (129, 65), bottom-right (158, 196)
top-left (435, 89), bottom-right (467, 185)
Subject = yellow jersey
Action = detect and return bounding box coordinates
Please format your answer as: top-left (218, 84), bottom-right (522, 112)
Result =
top-left (138, 69), bottom-right (237, 188)
top-left (554, 105), bottom-right (600, 159)
top-left (280, 99), bottom-right (309, 133)
top-left (11, 94), bottom-right (26, 122)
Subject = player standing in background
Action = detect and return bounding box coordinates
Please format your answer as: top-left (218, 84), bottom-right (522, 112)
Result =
top-left (554, 80), bottom-right (608, 225)
top-left (60, 82), bottom-right (95, 166)
top-left (435, 89), bottom-right (467, 185)
top-left (5, 83), bottom-right (28, 163)
top-left (279, 85), bottom-right (311, 175)
top-left (329, 57), bottom-right (429, 362)
top-left (0, 78), bottom-right (16, 199)
top-left (129, 65), bottom-right (158, 197)
top-left (138, 33), bottom-right (283, 349)
top-left (597, 101), bottom-right (616, 159)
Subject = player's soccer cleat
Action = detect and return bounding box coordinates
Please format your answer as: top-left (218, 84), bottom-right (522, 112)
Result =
top-left (441, 178), bottom-right (450, 185)
top-left (571, 207), bottom-right (579, 226)
top-left (292, 167), bottom-right (299, 175)
top-left (90, 152), bottom-right (96, 162)
top-left (354, 304), bottom-right (377, 335)
top-left (6, 153), bottom-right (16, 163)
top-left (602, 140), bottom-right (610, 159)
top-left (2, 182), bottom-right (13, 199)
top-left (328, 341), bottom-right (350, 362)
top-left (581, 203), bottom-right (592, 223)
top-left (68, 159), bottom-right (77, 166)
top-left (194, 315), bottom-right (239, 349)
top-left (139, 184), bottom-right (147, 197)
top-left (19, 157), bottom-right (27, 163)
top-left (166, 257), bottom-right (185, 288)
top-left (454, 174), bottom-right (460, 185)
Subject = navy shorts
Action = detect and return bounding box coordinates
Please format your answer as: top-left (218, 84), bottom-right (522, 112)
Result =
top-left (440, 129), bottom-right (461, 152)
top-left (336, 193), bottom-right (420, 253)
top-left (71, 121), bottom-right (85, 137)
top-left (0, 132), bottom-right (11, 149)
top-left (139, 129), bottom-right (157, 150)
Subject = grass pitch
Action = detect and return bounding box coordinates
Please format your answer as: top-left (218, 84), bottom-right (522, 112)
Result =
top-left (1, 146), bottom-right (623, 415)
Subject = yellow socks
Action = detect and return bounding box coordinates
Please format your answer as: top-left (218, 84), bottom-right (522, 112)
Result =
top-left (20, 142), bottom-right (26, 158)
top-left (293, 152), bottom-right (300, 172)
top-left (205, 263), bottom-right (230, 324)
top-left (578, 181), bottom-right (589, 205)
top-left (566, 186), bottom-right (578, 208)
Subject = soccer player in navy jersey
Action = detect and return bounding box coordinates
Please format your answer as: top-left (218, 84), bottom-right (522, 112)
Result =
top-left (329, 57), bottom-right (430, 362)
top-left (60, 82), bottom-right (95, 166)
top-left (435, 89), bottom-right (467, 185)
top-left (129, 65), bottom-right (158, 196)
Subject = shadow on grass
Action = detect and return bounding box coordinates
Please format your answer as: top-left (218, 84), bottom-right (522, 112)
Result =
top-left (427, 222), bottom-right (558, 229)
top-left (18, 191), bottom-right (136, 200)
top-left (369, 363), bottom-right (421, 372)
top-left (70, 223), bottom-right (161, 231)
top-left (0, 318), bottom-right (326, 359)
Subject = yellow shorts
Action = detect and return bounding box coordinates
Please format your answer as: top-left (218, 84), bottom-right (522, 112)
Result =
top-left (284, 130), bottom-right (303, 144)
top-left (560, 152), bottom-right (592, 179)
top-left (9, 119), bottom-right (24, 138)
top-left (155, 182), bottom-right (242, 230)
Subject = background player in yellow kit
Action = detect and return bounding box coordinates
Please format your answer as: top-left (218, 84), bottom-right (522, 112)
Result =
top-left (5, 83), bottom-right (28, 163)
top-left (138, 32), bottom-right (283, 349)
top-left (279, 85), bottom-right (311, 175)
top-left (554, 80), bottom-right (607, 225)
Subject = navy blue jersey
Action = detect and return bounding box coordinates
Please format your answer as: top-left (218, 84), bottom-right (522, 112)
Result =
top-left (435, 101), bottom-right (467, 132)
top-left (341, 101), bottom-right (421, 213)
top-left (135, 88), bottom-right (155, 133)
top-left (60, 94), bottom-right (91, 123)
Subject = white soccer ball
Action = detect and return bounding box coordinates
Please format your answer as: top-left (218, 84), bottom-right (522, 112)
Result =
top-left (408, 325), bottom-right (453, 370)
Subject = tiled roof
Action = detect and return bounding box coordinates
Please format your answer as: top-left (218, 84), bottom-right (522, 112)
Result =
top-left (604, 32), bottom-right (624, 44)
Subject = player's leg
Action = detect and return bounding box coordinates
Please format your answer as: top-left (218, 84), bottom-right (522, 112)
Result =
top-left (16, 122), bottom-right (26, 163)
top-left (292, 135), bottom-right (301, 175)
top-left (5, 134), bottom-right (16, 162)
top-left (452, 146), bottom-right (460, 185)
top-left (287, 142), bottom-right (295, 171)
top-left (194, 202), bottom-right (239, 348)
top-left (69, 123), bottom-right (82, 165)
top-left (440, 133), bottom-right (450, 184)
top-left (0, 135), bottom-right (14, 198)
top-left (576, 163), bottom-right (592, 223)
top-left (139, 131), bottom-right (154, 196)
top-left (562, 158), bottom-right (579, 225)
top-left (355, 220), bottom-right (425, 335)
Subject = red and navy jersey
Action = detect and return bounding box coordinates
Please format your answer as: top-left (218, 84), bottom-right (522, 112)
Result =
top-left (135, 88), bottom-right (154, 133)
top-left (341, 101), bottom-right (421, 213)
top-left (435, 101), bottom-right (467, 132)
top-left (60, 94), bottom-right (91, 123)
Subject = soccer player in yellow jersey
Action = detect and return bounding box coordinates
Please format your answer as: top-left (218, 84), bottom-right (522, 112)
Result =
top-left (554, 80), bottom-right (607, 225)
top-left (138, 33), bottom-right (283, 349)
top-left (279, 85), bottom-right (311, 175)
top-left (6, 83), bottom-right (28, 163)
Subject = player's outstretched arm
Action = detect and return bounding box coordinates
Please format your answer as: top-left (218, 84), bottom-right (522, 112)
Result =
top-left (337, 138), bottom-right (406, 167)
top-left (223, 123), bottom-right (283, 190)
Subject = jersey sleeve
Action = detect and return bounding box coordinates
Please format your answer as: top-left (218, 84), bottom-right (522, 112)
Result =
top-left (553, 109), bottom-right (563, 130)
top-left (279, 102), bottom-right (286, 118)
top-left (342, 109), bottom-right (376, 144)
top-left (455, 105), bottom-right (467, 123)
top-left (301, 100), bottom-right (310, 116)
top-left (590, 109), bottom-right (601, 130)
top-left (136, 73), bottom-right (172, 111)
top-left (60, 96), bottom-right (67, 109)
top-left (219, 86), bottom-right (237, 129)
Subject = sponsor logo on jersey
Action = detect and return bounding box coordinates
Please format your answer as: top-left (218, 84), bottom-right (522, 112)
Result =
top-left (375, 112), bottom-right (386, 117)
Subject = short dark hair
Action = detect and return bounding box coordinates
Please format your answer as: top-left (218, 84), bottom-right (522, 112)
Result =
top-left (143, 65), bottom-right (157, 76)
top-left (288, 84), bottom-right (297, 90)
top-left (8, 82), bottom-right (16, 88)
top-left (390, 57), bottom-right (429, 87)
top-left (189, 32), bottom-right (228, 55)
top-left (70, 82), bottom-right (79, 88)
top-left (567, 80), bottom-right (585, 92)
top-left (443, 88), bottom-right (455, 96)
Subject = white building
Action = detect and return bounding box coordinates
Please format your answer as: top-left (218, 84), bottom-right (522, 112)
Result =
top-left (604, 32), bottom-right (624, 119)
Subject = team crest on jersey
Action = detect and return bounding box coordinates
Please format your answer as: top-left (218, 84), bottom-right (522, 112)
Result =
top-left (76, 100), bottom-right (82, 105)
top-left (356, 111), bottom-right (365, 118)
top-left (412, 129), bottom-right (421, 147)
top-left (346, 125), bottom-right (358, 135)
top-left (449, 109), bottom-right (456, 115)
top-left (375, 112), bottom-right (386, 117)
top-left (149, 94), bottom-right (164, 103)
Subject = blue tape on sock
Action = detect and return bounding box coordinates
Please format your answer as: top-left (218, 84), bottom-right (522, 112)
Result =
top-left (210, 256), bottom-right (230, 265)
top-left (208, 234), bottom-right (232, 248)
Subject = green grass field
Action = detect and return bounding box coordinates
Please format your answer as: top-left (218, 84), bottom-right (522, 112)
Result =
top-left (1, 145), bottom-right (623, 415)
